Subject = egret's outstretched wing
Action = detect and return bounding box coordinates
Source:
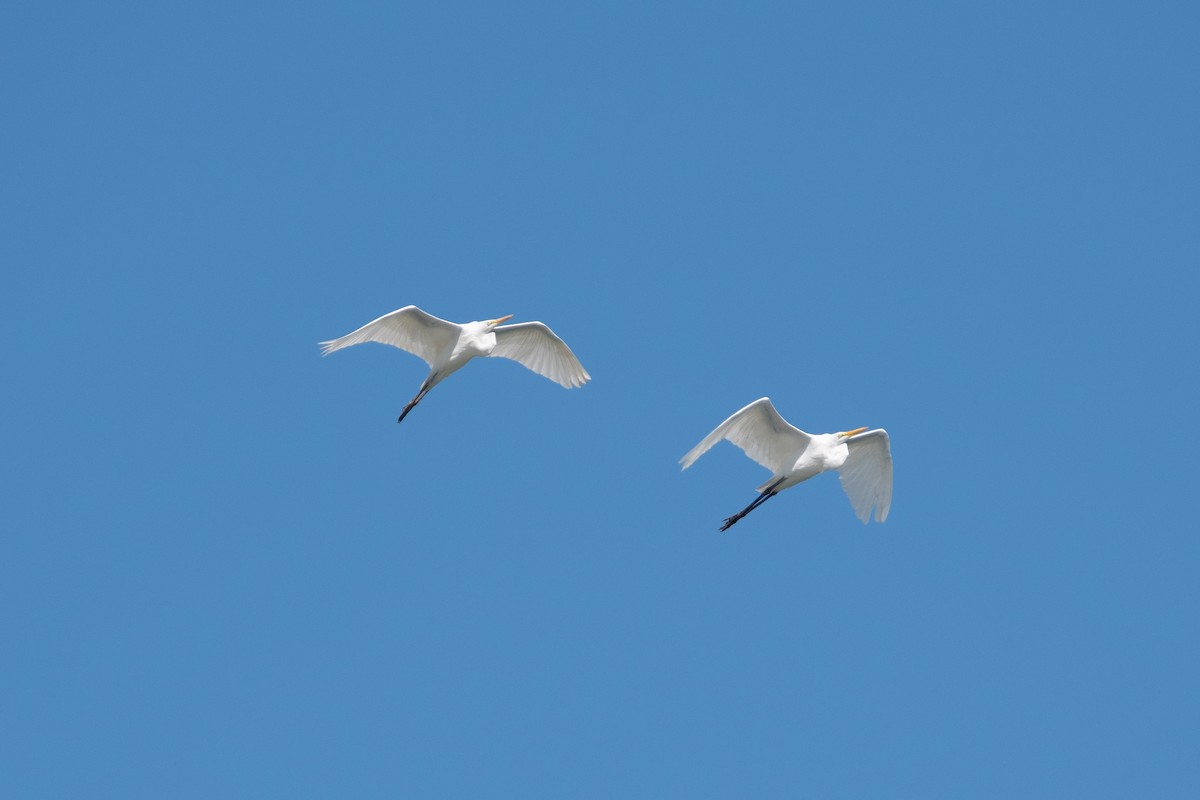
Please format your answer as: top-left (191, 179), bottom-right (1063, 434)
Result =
top-left (680, 397), bottom-right (811, 475)
top-left (489, 322), bottom-right (590, 388)
top-left (318, 306), bottom-right (459, 366)
top-left (838, 429), bottom-right (893, 523)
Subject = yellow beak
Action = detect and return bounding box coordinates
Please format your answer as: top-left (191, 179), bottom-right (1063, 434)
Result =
top-left (844, 427), bottom-right (869, 438)
top-left (490, 314), bottom-right (514, 325)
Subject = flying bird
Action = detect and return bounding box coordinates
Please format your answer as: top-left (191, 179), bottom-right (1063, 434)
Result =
top-left (680, 397), bottom-right (892, 531)
top-left (320, 305), bottom-right (590, 423)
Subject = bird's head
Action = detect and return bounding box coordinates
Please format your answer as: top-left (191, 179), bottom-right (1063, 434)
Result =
top-left (839, 427), bottom-right (869, 440)
top-left (486, 314), bottom-right (514, 329)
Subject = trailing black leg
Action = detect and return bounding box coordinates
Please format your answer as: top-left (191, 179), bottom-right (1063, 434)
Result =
top-left (397, 386), bottom-right (430, 424)
top-left (719, 478), bottom-right (786, 531)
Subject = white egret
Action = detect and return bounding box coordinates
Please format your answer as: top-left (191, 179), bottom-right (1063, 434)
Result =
top-left (319, 305), bottom-right (590, 423)
top-left (680, 397), bottom-right (892, 531)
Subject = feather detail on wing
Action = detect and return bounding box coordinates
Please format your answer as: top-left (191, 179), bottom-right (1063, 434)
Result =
top-left (838, 429), bottom-right (893, 523)
top-left (680, 397), bottom-right (811, 475)
top-left (489, 322), bottom-right (590, 388)
top-left (318, 306), bottom-right (460, 367)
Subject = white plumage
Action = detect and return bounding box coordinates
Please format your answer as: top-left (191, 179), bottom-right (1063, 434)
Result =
top-left (681, 397), bottom-right (892, 530)
top-left (320, 305), bottom-right (590, 423)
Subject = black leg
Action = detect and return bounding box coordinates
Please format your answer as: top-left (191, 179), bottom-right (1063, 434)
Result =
top-left (719, 478), bottom-right (786, 531)
top-left (397, 386), bottom-right (429, 424)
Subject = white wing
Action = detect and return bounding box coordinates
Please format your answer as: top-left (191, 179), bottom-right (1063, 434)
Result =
top-left (838, 429), bottom-right (893, 523)
top-left (488, 322), bottom-right (590, 388)
top-left (318, 306), bottom-right (460, 367)
top-left (680, 397), bottom-right (811, 475)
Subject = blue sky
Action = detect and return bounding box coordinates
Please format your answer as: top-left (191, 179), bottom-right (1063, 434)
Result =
top-left (3, 1), bottom-right (1198, 796)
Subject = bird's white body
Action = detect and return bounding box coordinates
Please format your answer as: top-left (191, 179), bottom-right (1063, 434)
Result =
top-left (429, 320), bottom-right (499, 388)
top-left (681, 397), bottom-right (892, 528)
top-left (320, 305), bottom-right (589, 422)
top-left (773, 433), bottom-right (852, 491)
